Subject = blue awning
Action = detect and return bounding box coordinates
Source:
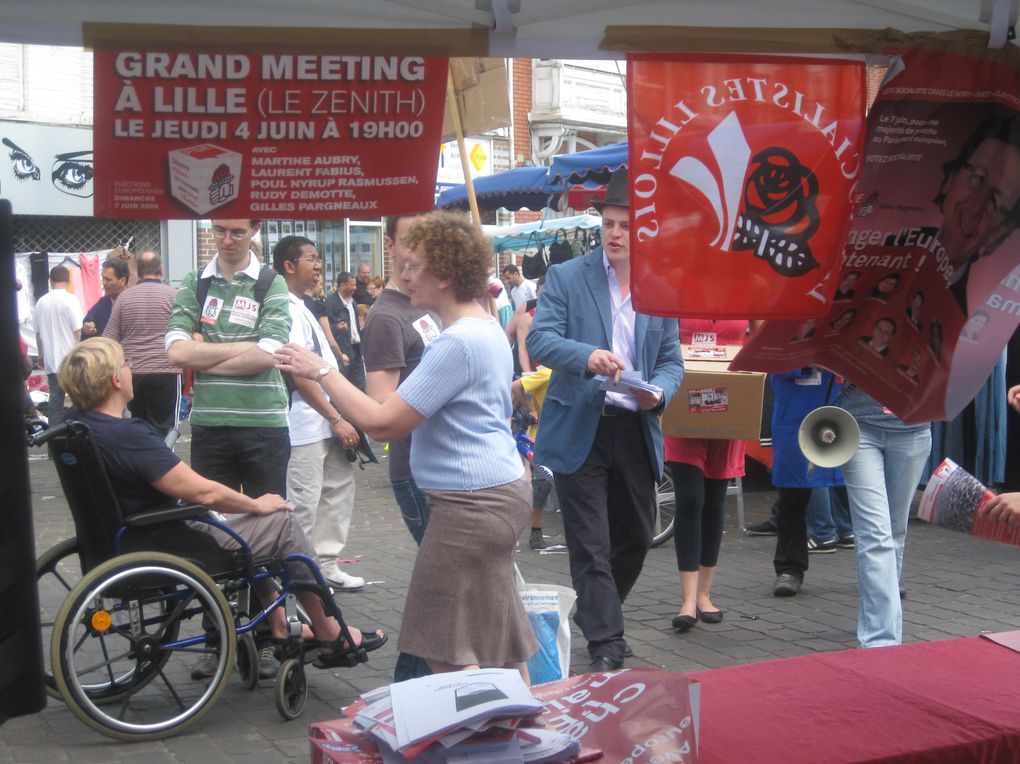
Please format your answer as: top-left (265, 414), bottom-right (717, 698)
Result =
top-left (548, 142), bottom-right (628, 186)
top-left (436, 166), bottom-right (563, 211)
top-left (489, 213), bottom-right (602, 251)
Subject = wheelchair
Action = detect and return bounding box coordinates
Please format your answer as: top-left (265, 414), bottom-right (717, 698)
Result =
top-left (32, 420), bottom-right (374, 741)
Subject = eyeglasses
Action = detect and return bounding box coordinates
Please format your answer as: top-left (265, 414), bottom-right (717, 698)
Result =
top-left (295, 255), bottom-right (322, 264)
top-left (212, 227), bottom-right (251, 241)
top-left (401, 261), bottom-right (423, 274)
top-left (960, 163), bottom-right (1017, 227)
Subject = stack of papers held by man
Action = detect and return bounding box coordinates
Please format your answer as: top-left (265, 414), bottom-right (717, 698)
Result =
top-left (346, 669), bottom-right (580, 763)
top-left (595, 370), bottom-right (663, 397)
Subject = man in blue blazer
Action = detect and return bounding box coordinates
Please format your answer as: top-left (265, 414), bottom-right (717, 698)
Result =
top-left (527, 169), bottom-right (683, 672)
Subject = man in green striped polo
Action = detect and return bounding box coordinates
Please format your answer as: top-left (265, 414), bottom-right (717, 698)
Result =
top-left (165, 218), bottom-right (292, 507)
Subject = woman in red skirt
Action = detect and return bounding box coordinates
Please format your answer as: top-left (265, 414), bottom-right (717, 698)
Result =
top-left (668, 318), bottom-right (750, 632)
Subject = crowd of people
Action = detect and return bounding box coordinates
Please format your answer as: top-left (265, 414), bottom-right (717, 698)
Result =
top-left (30, 167), bottom-right (1020, 688)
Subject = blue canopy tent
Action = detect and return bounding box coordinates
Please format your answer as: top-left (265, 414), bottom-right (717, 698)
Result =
top-left (488, 213), bottom-right (602, 252)
top-left (548, 142), bottom-right (628, 186)
top-left (436, 166), bottom-right (564, 211)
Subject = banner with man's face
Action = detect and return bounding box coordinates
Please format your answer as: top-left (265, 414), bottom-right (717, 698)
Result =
top-left (733, 50), bottom-right (1020, 423)
top-left (627, 54), bottom-right (865, 319)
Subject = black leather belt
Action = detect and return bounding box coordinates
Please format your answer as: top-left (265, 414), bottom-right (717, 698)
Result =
top-left (602, 404), bottom-right (640, 417)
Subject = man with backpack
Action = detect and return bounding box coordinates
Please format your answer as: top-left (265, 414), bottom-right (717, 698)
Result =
top-left (167, 218), bottom-right (292, 497)
top-left (166, 218), bottom-right (293, 679)
top-left (273, 236), bottom-right (363, 592)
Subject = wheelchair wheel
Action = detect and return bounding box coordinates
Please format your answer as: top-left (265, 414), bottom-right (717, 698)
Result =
top-left (52, 552), bottom-right (235, 741)
top-left (650, 472), bottom-right (676, 547)
top-left (236, 632), bottom-right (259, 691)
top-left (38, 539), bottom-right (181, 705)
top-left (275, 658), bottom-right (307, 720)
top-left (37, 538), bottom-right (83, 699)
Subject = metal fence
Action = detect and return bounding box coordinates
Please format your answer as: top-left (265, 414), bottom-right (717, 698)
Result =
top-left (11, 215), bottom-right (160, 254)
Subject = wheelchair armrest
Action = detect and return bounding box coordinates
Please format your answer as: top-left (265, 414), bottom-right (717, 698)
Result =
top-left (123, 504), bottom-right (209, 527)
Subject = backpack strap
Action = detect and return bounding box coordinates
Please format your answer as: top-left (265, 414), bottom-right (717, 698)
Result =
top-left (194, 264), bottom-right (277, 316)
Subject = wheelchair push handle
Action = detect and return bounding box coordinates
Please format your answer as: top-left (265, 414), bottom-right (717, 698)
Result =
top-left (26, 420), bottom-right (70, 447)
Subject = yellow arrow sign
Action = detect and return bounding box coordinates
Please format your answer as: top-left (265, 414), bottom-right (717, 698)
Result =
top-left (469, 142), bottom-right (488, 172)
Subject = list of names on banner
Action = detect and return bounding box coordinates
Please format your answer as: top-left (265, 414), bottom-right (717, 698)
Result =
top-left (94, 51), bottom-right (448, 219)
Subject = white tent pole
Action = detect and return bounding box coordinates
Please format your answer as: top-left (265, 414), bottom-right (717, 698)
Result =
top-left (384, 0), bottom-right (493, 26)
top-left (846, 0), bottom-right (987, 31)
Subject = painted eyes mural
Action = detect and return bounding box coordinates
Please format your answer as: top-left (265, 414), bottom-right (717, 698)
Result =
top-left (2, 136), bottom-right (94, 198)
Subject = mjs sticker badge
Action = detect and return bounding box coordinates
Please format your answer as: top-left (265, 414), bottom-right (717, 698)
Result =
top-left (627, 55), bottom-right (865, 319)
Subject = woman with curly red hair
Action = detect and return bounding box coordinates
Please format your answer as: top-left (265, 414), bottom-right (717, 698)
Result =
top-left (276, 211), bottom-right (536, 679)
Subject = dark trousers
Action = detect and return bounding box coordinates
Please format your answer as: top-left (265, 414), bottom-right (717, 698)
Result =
top-left (128, 373), bottom-right (180, 438)
top-left (555, 413), bottom-right (655, 663)
top-left (670, 462), bottom-right (728, 571)
top-left (46, 373), bottom-right (66, 426)
top-left (773, 487), bottom-right (813, 577)
top-left (345, 342), bottom-right (366, 392)
top-left (190, 425), bottom-right (290, 497)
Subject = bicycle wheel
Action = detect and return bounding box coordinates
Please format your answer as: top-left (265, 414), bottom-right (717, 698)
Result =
top-left (52, 552), bottom-right (235, 741)
top-left (650, 473), bottom-right (676, 547)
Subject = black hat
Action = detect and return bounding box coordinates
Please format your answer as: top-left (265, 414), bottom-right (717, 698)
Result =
top-left (592, 168), bottom-right (629, 211)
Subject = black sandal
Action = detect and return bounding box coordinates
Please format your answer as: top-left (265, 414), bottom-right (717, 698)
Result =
top-left (313, 628), bottom-right (387, 669)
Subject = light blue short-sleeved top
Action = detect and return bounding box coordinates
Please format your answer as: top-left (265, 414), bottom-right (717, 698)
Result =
top-left (397, 316), bottom-right (524, 491)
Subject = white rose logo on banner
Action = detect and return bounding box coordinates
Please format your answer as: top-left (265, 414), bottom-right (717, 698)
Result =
top-left (670, 111), bottom-right (823, 277)
top-left (628, 54), bottom-right (865, 319)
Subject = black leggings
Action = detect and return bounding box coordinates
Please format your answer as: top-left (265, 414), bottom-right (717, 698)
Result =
top-left (669, 462), bottom-right (728, 571)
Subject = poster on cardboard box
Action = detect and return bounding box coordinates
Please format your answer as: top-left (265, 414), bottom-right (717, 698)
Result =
top-left (688, 386), bottom-right (729, 413)
top-left (93, 49), bottom-right (448, 219)
top-left (627, 54), bottom-right (865, 319)
top-left (733, 49), bottom-right (1020, 423)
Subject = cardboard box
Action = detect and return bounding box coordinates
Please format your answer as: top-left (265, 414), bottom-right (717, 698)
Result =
top-left (441, 60), bottom-right (510, 143)
top-left (168, 143), bottom-right (241, 216)
top-left (662, 346), bottom-right (765, 440)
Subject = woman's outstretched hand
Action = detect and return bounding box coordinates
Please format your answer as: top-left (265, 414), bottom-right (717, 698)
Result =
top-left (275, 343), bottom-right (329, 380)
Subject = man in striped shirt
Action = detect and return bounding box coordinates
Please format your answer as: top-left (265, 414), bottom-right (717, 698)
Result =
top-left (104, 251), bottom-right (179, 437)
top-left (165, 219), bottom-right (292, 500)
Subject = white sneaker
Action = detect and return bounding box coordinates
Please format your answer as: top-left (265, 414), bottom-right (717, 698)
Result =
top-left (322, 565), bottom-right (365, 592)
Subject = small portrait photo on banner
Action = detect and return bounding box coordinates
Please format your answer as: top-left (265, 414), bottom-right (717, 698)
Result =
top-left (733, 48), bottom-right (1020, 424)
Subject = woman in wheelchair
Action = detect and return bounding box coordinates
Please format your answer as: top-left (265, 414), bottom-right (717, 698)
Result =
top-left (57, 337), bottom-right (386, 668)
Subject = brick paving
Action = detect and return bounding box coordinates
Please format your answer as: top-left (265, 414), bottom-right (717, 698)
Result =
top-left (5, 426), bottom-right (1020, 761)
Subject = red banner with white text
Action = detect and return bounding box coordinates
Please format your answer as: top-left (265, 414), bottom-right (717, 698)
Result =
top-left (93, 49), bottom-right (448, 219)
top-left (628, 54), bottom-right (865, 319)
top-left (733, 49), bottom-right (1020, 423)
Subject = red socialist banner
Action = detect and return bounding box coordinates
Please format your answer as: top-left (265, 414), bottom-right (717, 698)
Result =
top-left (310, 669), bottom-right (697, 763)
top-left (93, 49), bottom-right (448, 219)
top-left (733, 49), bottom-right (1020, 423)
top-left (628, 54), bottom-right (865, 319)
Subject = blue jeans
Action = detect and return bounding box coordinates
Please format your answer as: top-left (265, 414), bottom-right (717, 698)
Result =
top-left (842, 425), bottom-right (931, 648)
top-left (806, 486), bottom-right (854, 541)
top-left (391, 478), bottom-right (431, 546)
top-left (390, 478), bottom-right (432, 681)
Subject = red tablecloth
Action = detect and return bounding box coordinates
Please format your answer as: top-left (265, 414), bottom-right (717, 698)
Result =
top-left (689, 636), bottom-right (1020, 763)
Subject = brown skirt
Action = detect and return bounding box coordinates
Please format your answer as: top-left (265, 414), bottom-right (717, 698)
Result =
top-left (398, 475), bottom-right (538, 667)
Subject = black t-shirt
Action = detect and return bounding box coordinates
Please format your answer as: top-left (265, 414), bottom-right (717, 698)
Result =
top-left (69, 410), bottom-right (181, 516)
top-left (301, 294), bottom-right (327, 322)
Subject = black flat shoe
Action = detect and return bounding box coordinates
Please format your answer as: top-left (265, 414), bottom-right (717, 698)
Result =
top-left (697, 608), bottom-right (723, 624)
top-left (588, 656), bottom-right (623, 673)
top-left (313, 628), bottom-right (387, 669)
top-left (671, 614), bottom-right (697, 632)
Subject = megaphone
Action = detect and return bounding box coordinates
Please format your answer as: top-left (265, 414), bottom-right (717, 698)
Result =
top-left (798, 406), bottom-right (860, 472)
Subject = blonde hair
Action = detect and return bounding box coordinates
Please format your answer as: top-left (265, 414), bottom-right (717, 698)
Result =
top-left (58, 337), bottom-right (124, 410)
